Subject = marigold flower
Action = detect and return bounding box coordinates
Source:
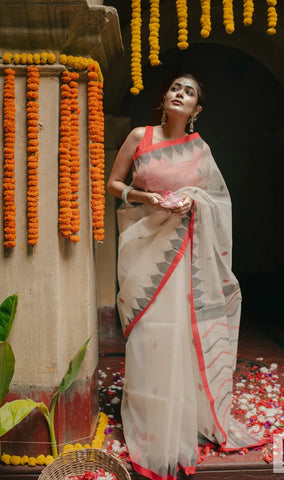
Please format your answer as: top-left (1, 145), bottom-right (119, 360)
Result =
top-left (33, 53), bottom-right (41, 64)
top-left (28, 457), bottom-right (37, 467)
top-left (26, 53), bottom-right (33, 64)
top-left (40, 52), bottom-right (48, 64)
top-left (10, 455), bottom-right (21, 466)
top-left (13, 53), bottom-right (20, 64)
top-left (20, 455), bottom-right (29, 465)
top-left (20, 53), bottom-right (27, 64)
top-left (3, 52), bottom-right (13, 63)
top-left (48, 52), bottom-right (56, 64)
top-left (36, 455), bottom-right (46, 465)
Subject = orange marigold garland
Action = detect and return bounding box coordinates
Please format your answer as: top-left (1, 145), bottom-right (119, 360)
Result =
top-left (26, 65), bottom-right (40, 246)
top-left (149, 0), bottom-right (160, 66)
top-left (130, 0), bottom-right (144, 95)
top-left (223, 0), bottom-right (235, 34)
top-left (3, 68), bottom-right (16, 249)
top-left (266, 0), bottom-right (277, 35)
top-left (200, 0), bottom-right (212, 38)
top-left (69, 72), bottom-right (80, 243)
top-left (176, 0), bottom-right (189, 50)
top-left (58, 70), bottom-right (72, 238)
top-left (88, 64), bottom-right (105, 242)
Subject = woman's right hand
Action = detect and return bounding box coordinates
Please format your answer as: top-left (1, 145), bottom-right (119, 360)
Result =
top-left (144, 192), bottom-right (171, 211)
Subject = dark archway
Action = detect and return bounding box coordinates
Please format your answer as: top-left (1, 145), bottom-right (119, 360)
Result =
top-left (116, 43), bottom-right (284, 338)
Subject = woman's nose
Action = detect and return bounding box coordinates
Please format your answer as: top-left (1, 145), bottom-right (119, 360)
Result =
top-left (176, 90), bottom-right (183, 98)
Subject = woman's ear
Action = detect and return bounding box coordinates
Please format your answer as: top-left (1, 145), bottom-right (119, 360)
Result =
top-left (195, 105), bottom-right (203, 116)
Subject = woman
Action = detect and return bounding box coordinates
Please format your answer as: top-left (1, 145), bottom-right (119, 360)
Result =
top-left (107, 75), bottom-right (263, 479)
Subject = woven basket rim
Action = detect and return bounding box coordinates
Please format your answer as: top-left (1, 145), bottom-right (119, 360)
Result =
top-left (38, 448), bottom-right (131, 480)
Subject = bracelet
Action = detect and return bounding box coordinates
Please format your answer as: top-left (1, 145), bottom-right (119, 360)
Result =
top-left (121, 186), bottom-right (135, 207)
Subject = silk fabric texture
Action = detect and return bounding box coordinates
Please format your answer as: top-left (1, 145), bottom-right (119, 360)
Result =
top-left (117, 128), bottom-right (263, 480)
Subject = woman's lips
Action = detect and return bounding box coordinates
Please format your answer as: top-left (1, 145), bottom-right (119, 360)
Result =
top-left (172, 99), bottom-right (183, 105)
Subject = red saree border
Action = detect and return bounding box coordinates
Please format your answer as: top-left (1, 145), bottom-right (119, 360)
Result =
top-left (133, 131), bottom-right (200, 162)
top-left (189, 219), bottom-right (228, 443)
top-left (124, 208), bottom-right (194, 338)
top-left (131, 461), bottom-right (196, 480)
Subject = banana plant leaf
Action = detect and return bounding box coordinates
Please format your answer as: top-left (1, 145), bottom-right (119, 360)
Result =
top-left (52, 337), bottom-right (91, 401)
top-left (0, 342), bottom-right (15, 404)
top-left (0, 295), bottom-right (18, 342)
top-left (0, 399), bottom-right (49, 437)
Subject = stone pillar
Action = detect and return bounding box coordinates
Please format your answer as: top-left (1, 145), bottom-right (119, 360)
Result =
top-left (0, 65), bottom-right (98, 456)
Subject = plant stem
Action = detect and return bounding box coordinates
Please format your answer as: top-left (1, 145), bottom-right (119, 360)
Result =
top-left (47, 397), bottom-right (58, 458)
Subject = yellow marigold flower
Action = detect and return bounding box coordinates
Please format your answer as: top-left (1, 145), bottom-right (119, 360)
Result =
top-left (44, 455), bottom-right (54, 466)
top-left (48, 52), bottom-right (56, 64)
top-left (28, 456), bottom-right (37, 467)
top-left (20, 53), bottom-right (27, 64)
top-left (13, 53), bottom-right (20, 64)
top-left (74, 443), bottom-right (83, 449)
top-left (40, 52), bottom-right (48, 64)
top-left (267, 27), bottom-right (276, 34)
top-left (36, 455), bottom-right (46, 465)
top-left (20, 455), bottom-right (29, 465)
top-left (91, 439), bottom-right (103, 448)
top-left (63, 444), bottom-right (74, 452)
top-left (1, 453), bottom-right (11, 465)
top-left (11, 455), bottom-right (21, 466)
top-left (83, 444), bottom-right (91, 449)
top-left (3, 52), bottom-right (12, 64)
top-left (33, 53), bottom-right (41, 64)
top-left (59, 54), bottom-right (68, 65)
top-left (67, 55), bottom-right (74, 67)
top-left (177, 41), bottom-right (189, 49)
top-left (26, 53), bottom-right (33, 64)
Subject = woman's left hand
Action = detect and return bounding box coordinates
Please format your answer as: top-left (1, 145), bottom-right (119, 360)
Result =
top-left (171, 194), bottom-right (193, 216)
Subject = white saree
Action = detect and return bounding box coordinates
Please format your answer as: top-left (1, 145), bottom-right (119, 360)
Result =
top-left (117, 128), bottom-right (264, 480)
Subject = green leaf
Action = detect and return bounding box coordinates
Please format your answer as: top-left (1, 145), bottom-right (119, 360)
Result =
top-left (0, 295), bottom-right (18, 341)
top-left (0, 342), bottom-right (15, 404)
top-left (52, 337), bottom-right (91, 401)
top-left (0, 399), bottom-right (49, 437)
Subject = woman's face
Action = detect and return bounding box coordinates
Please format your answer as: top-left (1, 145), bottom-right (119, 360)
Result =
top-left (163, 77), bottom-right (200, 119)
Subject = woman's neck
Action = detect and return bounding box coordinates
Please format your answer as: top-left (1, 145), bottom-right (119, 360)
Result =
top-left (160, 119), bottom-right (187, 140)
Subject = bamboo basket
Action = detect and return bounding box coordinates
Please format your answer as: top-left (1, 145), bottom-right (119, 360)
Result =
top-left (38, 448), bottom-right (131, 480)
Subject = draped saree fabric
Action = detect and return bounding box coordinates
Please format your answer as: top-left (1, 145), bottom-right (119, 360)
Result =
top-left (117, 127), bottom-right (264, 480)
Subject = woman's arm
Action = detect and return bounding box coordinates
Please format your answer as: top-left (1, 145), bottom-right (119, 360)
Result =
top-left (107, 127), bottom-right (164, 208)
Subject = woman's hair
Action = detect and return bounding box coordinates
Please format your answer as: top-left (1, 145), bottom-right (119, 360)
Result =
top-left (164, 73), bottom-right (205, 108)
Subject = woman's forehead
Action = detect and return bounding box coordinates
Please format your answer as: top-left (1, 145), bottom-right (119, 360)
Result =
top-left (170, 77), bottom-right (197, 91)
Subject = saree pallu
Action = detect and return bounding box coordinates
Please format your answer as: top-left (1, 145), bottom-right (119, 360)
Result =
top-left (117, 131), bottom-right (264, 480)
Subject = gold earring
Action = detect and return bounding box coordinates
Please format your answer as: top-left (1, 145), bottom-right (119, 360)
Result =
top-left (188, 115), bottom-right (197, 133)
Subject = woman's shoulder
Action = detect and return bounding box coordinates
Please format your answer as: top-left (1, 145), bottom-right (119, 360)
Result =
top-left (128, 126), bottom-right (147, 144)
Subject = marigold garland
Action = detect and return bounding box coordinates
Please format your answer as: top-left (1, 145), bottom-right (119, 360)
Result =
top-left (243, 0), bottom-right (254, 27)
top-left (149, 0), bottom-right (160, 66)
top-left (26, 66), bottom-right (40, 245)
top-left (222, 0), bottom-right (235, 34)
top-left (266, 0), bottom-right (277, 35)
top-left (58, 70), bottom-right (73, 238)
top-left (176, 0), bottom-right (189, 50)
top-left (1, 453), bottom-right (54, 467)
top-left (69, 72), bottom-right (81, 243)
top-left (200, 0), bottom-right (211, 38)
top-left (88, 64), bottom-right (105, 242)
top-left (130, 0), bottom-right (144, 95)
top-left (3, 68), bottom-right (16, 249)
top-left (0, 412), bottom-right (108, 466)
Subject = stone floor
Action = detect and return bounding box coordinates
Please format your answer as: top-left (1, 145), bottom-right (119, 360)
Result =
top-left (98, 312), bottom-right (284, 480)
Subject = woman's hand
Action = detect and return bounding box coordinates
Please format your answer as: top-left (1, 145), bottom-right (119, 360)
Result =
top-left (170, 194), bottom-right (193, 216)
top-left (144, 192), bottom-right (171, 211)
